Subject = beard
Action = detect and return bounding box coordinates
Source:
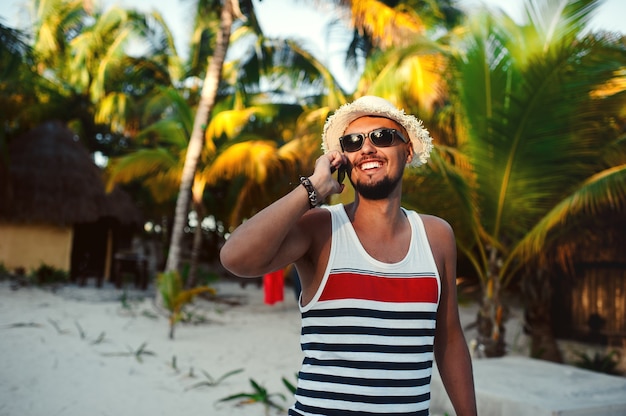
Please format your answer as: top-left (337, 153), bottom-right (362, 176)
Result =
top-left (351, 172), bottom-right (403, 200)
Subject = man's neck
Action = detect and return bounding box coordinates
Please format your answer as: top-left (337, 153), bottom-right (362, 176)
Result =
top-left (346, 194), bottom-right (406, 236)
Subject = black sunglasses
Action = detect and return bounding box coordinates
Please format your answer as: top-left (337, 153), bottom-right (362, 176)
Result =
top-left (339, 128), bottom-right (408, 153)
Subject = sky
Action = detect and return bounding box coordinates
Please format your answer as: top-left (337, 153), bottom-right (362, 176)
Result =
top-left (1, 0), bottom-right (625, 90)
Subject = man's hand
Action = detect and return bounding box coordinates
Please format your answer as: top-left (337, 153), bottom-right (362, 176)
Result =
top-left (309, 151), bottom-right (348, 200)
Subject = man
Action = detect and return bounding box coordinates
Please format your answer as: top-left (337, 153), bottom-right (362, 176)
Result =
top-left (220, 96), bottom-right (477, 415)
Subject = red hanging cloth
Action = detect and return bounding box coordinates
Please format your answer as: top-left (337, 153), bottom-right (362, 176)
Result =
top-left (263, 269), bottom-right (284, 305)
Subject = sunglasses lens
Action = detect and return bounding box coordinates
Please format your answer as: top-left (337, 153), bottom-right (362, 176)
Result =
top-left (340, 134), bottom-right (364, 152)
top-left (370, 129), bottom-right (396, 147)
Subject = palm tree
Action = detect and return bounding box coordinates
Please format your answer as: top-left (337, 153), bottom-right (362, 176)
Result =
top-left (0, 23), bottom-right (39, 137)
top-left (3, 0), bottom-right (167, 165)
top-left (0, 23), bottom-right (39, 206)
top-left (407, 0), bottom-right (626, 357)
top-left (165, 0), bottom-right (237, 274)
top-left (326, 0), bottom-right (462, 78)
top-left (96, 0), bottom-right (349, 287)
top-left (23, 0), bottom-right (179, 158)
top-left (164, 0), bottom-right (353, 275)
top-left (106, 88), bottom-right (298, 284)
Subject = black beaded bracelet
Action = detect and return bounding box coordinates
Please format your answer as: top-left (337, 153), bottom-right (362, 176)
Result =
top-left (299, 176), bottom-right (319, 209)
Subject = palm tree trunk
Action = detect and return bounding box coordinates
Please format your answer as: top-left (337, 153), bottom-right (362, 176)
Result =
top-left (185, 200), bottom-right (205, 289)
top-left (523, 268), bottom-right (563, 363)
top-left (164, 0), bottom-right (235, 274)
top-left (476, 247), bottom-right (507, 357)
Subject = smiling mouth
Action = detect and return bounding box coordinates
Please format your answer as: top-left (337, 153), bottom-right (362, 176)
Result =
top-left (359, 161), bottom-right (383, 171)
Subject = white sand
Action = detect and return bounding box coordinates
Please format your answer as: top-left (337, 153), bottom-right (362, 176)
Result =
top-left (0, 279), bottom-right (533, 416)
top-left (0, 280), bottom-right (305, 416)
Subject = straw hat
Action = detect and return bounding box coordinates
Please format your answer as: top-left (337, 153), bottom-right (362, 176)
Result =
top-left (321, 96), bottom-right (433, 167)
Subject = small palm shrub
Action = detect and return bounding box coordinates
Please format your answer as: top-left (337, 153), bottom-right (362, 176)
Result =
top-left (157, 270), bottom-right (215, 339)
top-left (219, 378), bottom-right (287, 415)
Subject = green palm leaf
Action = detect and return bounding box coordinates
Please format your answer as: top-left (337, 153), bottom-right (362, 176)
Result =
top-left (207, 140), bottom-right (280, 184)
top-left (511, 163), bottom-right (626, 270)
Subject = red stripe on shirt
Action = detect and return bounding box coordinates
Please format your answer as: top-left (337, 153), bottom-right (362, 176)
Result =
top-left (320, 272), bottom-right (439, 303)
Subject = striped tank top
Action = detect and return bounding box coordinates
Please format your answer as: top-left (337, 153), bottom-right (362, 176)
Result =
top-left (289, 203), bottom-right (441, 416)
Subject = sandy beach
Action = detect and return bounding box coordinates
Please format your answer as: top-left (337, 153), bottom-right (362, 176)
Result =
top-left (0, 279), bottom-right (306, 416)
top-left (0, 278), bottom-right (533, 416)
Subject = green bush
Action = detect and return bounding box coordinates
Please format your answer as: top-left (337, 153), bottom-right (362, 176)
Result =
top-left (0, 263), bottom-right (9, 280)
top-left (573, 350), bottom-right (621, 375)
top-left (30, 263), bottom-right (69, 285)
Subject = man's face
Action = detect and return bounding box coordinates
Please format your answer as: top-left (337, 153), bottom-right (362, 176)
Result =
top-left (341, 116), bottom-right (412, 200)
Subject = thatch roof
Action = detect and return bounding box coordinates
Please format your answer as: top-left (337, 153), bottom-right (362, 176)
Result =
top-left (0, 121), bottom-right (141, 226)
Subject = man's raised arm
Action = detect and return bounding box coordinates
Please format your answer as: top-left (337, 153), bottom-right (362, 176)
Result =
top-left (219, 152), bottom-right (345, 278)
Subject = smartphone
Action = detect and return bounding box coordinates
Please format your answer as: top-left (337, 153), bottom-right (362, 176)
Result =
top-left (331, 165), bottom-right (346, 184)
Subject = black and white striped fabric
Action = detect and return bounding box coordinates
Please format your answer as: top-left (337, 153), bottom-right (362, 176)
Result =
top-left (289, 204), bottom-right (441, 416)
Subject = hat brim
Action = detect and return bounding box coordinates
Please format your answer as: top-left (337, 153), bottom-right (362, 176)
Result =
top-left (322, 96), bottom-right (433, 167)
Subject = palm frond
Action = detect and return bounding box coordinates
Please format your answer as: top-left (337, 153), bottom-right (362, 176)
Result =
top-left (510, 164), bottom-right (626, 268)
top-left (149, 10), bottom-right (185, 82)
top-left (523, 0), bottom-right (600, 48)
top-left (349, 0), bottom-right (425, 48)
top-left (107, 148), bottom-right (178, 189)
top-left (144, 169), bottom-right (182, 203)
top-left (206, 107), bottom-right (263, 140)
top-left (206, 140), bottom-right (280, 185)
top-left (402, 147), bottom-right (482, 257)
top-left (135, 119), bottom-right (188, 148)
top-left (358, 38), bottom-right (447, 114)
top-left (95, 92), bottom-right (131, 133)
top-left (458, 6), bottom-right (622, 242)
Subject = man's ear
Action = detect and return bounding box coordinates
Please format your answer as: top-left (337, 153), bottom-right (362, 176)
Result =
top-left (406, 142), bottom-right (414, 164)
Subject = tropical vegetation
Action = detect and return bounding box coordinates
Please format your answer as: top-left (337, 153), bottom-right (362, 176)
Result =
top-left (156, 269), bottom-right (216, 339)
top-left (1, 0), bottom-right (624, 358)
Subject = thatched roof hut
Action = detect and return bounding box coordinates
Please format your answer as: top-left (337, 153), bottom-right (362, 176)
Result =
top-left (0, 121), bottom-right (142, 280)
top-left (0, 120), bottom-right (140, 225)
top-left (549, 212), bottom-right (626, 345)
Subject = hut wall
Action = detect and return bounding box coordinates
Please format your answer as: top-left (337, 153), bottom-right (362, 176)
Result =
top-left (0, 223), bottom-right (73, 272)
top-left (553, 262), bottom-right (626, 345)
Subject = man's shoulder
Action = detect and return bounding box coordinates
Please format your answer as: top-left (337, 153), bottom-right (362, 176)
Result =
top-left (411, 212), bottom-right (454, 238)
top-left (418, 213), bottom-right (451, 226)
top-left (403, 210), bottom-right (451, 229)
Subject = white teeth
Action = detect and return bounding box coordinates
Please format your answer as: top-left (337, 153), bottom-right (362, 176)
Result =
top-left (361, 161), bottom-right (380, 170)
